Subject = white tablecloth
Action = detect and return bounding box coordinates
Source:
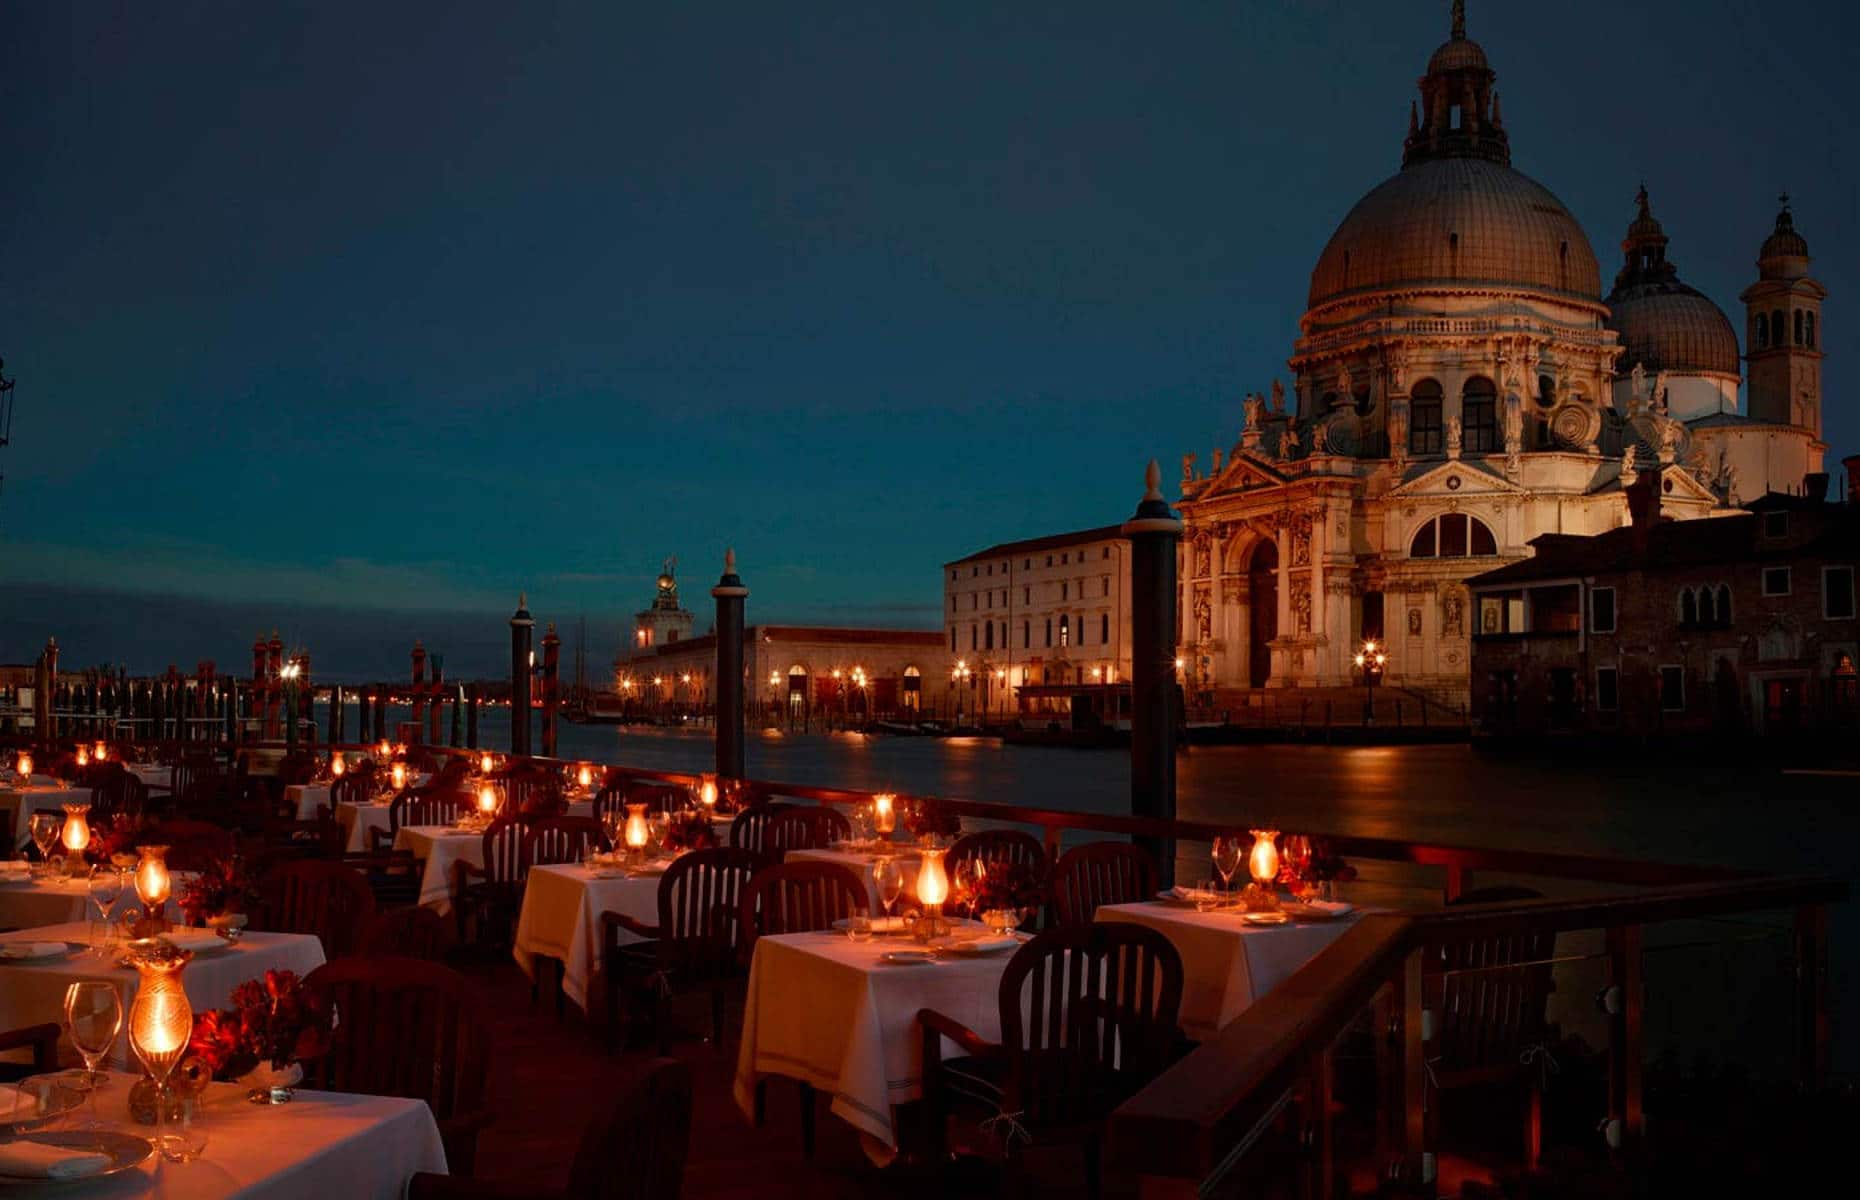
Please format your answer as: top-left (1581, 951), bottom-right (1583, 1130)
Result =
top-left (127, 764), bottom-right (172, 791)
top-left (286, 783), bottom-right (333, 821)
top-left (1095, 902), bottom-right (1363, 1039)
top-left (71, 1069), bottom-right (447, 1200)
top-left (394, 826), bottom-right (482, 914)
top-left (0, 875), bottom-right (177, 932)
top-left (785, 847), bottom-right (919, 917)
top-left (734, 931), bottom-right (1009, 1147)
top-left (0, 786), bottom-right (92, 851)
top-left (0, 923), bottom-right (327, 1068)
top-left (512, 863), bottom-right (660, 1011)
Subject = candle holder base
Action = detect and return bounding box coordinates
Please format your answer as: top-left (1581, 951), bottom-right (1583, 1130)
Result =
top-left (1243, 883), bottom-right (1280, 913)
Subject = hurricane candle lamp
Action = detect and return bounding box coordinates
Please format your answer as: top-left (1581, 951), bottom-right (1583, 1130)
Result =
top-left (125, 940), bottom-right (193, 1135)
top-left (872, 792), bottom-right (896, 836)
top-left (698, 773), bottom-right (718, 812)
top-left (75, 746), bottom-right (89, 769)
top-left (133, 846), bottom-right (172, 934)
top-left (912, 846), bottom-right (951, 941)
top-left (623, 802), bottom-right (651, 864)
top-left (1246, 829), bottom-right (1281, 912)
top-left (479, 751), bottom-right (495, 775)
top-left (330, 754), bottom-right (346, 778)
top-left (390, 762), bottom-right (408, 792)
top-left (60, 804), bottom-right (90, 877)
top-left (93, 741), bottom-right (108, 762)
top-left (15, 752), bottom-right (31, 780)
top-left (577, 763), bottom-right (593, 791)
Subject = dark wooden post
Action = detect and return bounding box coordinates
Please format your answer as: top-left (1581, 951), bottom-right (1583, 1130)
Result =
top-left (712, 549), bottom-right (748, 781)
top-left (410, 641), bottom-right (428, 745)
top-left (329, 684), bottom-right (343, 744)
top-left (429, 654), bottom-right (445, 744)
top-left (510, 595), bottom-right (534, 757)
top-left (32, 638), bottom-right (55, 746)
top-left (373, 684), bottom-right (388, 743)
top-left (1123, 461), bottom-right (1181, 885)
top-left (356, 688), bottom-right (370, 748)
top-left (265, 631), bottom-right (284, 741)
top-left (1605, 923), bottom-right (1645, 1158)
top-left (541, 624), bottom-right (561, 757)
top-left (450, 683), bottom-right (464, 747)
top-left (466, 683), bottom-right (481, 749)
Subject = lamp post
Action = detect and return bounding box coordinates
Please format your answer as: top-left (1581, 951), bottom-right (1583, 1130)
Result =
top-left (950, 660), bottom-right (973, 724)
top-left (1353, 639), bottom-right (1388, 723)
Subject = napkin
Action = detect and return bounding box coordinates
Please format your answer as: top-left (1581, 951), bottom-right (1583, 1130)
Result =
top-left (0, 943), bottom-right (66, 961)
top-left (1161, 885), bottom-right (1218, 903)
top-left (0, 1140), bottom-right (112, 1180)
top-left (1304, 900), bottom-right (1355, 917)
top-left (0, 861), bottom-right (30, 876)
top-left (163, 930), bottom-right (226, 953)
top-left (869, 916), bottom-right (909, 933)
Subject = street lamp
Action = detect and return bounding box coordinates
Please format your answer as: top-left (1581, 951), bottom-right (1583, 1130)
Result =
top-left (1352, 639), bottom-right (1388, 723)
top-left (951, 659), bottom-right (973, 723)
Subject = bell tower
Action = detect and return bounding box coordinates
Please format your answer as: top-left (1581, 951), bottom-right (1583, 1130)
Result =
top-left (1741, 196), bottom-right (1826, 436)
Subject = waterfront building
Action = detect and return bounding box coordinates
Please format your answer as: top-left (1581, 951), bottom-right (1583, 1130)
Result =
top-left (630, 558), bottom-right (694, 653)
top-left (942, 525), bottom-right (1134, 716)
top-left (1174, 5), bottom-right (1830, 707)
top-left (1466, 473), bottom-right (1859, 736)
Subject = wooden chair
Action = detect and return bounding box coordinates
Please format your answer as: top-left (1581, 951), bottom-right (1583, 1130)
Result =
top-left (591, 782), bottom-right (630, 832)
top-left (949, 828), bottom-right (1049, 881)
top-left (1049, 841), bottom-right (1158, 927)
top-left (1426, 886), bottom-right (1558, 1170)
top-left (175, 777), bottom-right (239, 828)
top-left (0, 1023), bottom-right (62, 1084)
top-left (371, 789), bottom-right (467, 853)
top-left (255, 859), bottom-right (379, 959)
top-left (525, 816), bottom-right (608, 866)
top-left (624, 781), bottom-right (691, 815)
top-left (262, 789), bottom-right (339, 860)
top-left (169, 752), bottom-right (220, 801)
top-left (145, 819), bottom-right (235, 871)
top-left (403, 746), bottom-right (440, 773)
top-left (408, 1057), bottom-right (691, 1200)
top-left (918, 924), bottom-right (1185, 1198)
top-left (727, 803), bottom-right (791, 859)
top-left (737, 860), bottom-right (868, 1155)
top-left (361, 904), bottom-right (456, 961)
top-left (276, 752), bottom-right (318, 787)
top-left (331, 770), bottom-right (376, 811)
top-left (504, 771), bottom-right (566, 821)
top-left (451, 820), bottom-right (528, 948)
top-left (600, 846), bottom-right (761, 1054)
top-left (89, 771), bottom-right (146, 824)
top-left (304, 957), bottom-right (494, 1175)
top-left (763, 805), bottom-right (851, 857)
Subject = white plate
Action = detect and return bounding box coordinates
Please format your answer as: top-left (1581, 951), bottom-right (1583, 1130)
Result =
top-left (1241, 911), bottom-right (1292, 927)
top-left (1281, 901), bottom-right (1355, 922)
top-left (940, 935), bottom-right (1018, 956)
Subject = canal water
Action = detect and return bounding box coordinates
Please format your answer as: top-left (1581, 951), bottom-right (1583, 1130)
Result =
top-left (329, 703), bottom-right (1859, 1075)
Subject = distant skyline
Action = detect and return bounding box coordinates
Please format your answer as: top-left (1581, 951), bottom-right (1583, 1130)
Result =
top-left (3, 1), bottom-right (1856, 673)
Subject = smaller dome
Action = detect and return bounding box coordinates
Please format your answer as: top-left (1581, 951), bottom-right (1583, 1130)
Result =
top-left (1761, 200), bottom-right (1809, 261)
top-left (1427, 37), bottom-right (1489, 73)
top-left (1606, 285), bottom-right (1741, 377)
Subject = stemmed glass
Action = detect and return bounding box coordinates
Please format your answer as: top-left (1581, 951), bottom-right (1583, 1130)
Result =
top-left (28, 813), bottom-right (62, 877)
top-left (62, 981), bottom-right (123, 1103)
top-left (1282, 835), bottom-right (1314, 900)
top-left (1212, 836), bottom-right (1245, 895)
top-left (959, 859), bottom-right (987, 922)
top-left (873, 858), bottom-right (904, 922)
top-left (600, 809), bottom-right (623, 854)
top-left (88, 867), bottom-right (123, 954)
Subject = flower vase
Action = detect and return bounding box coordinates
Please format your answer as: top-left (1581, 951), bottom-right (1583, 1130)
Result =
top-left (239, 1060), bottom-right (302, 1105)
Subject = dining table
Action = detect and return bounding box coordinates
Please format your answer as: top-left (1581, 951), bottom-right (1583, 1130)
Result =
top-left (0, 783), bottom-right (94, 853)
top-left (0, 924), bottom-right (327, 1069)
top-left (0, 872), bottom-right (178, 932)
top-left (784, 845), bottom-right (921, 917)
top-left (734, 925), bottom-right (1017, 1148)
top-left (511, 861), bottom-right (666, 1012)
top-left (1095, 898), bottom-right (1366, 1040)
top-left (16, 1069), bottom-right (448, 1199)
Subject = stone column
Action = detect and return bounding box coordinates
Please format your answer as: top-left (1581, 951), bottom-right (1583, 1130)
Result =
top-left (509, 595), bottom-right (534, 757)
top-left (1123, 461), bottom-right (1183, 885)
top-left (328, 684), bottom-right (343, 745)
top-left (428, 654), bottom-right (445, 745)
top-left (712, 549), bottom-right (749, 781)
top-left (541, 624), bottom-right (561, 758)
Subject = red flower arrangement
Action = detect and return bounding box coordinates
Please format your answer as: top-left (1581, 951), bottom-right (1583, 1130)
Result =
top-left (189, 970), bottom-right (335, 1079)
top-left (661, 810), bottom-right (718, 853)
top-left (178, 858), bottom-right (255, 926)
top-left (1307, 838), bottom-right (1358, 884)
top-left (966, 861), bottom-right (1044, 914)
top-left (904, 799), bottom-right (961, 840)
top-left (84, 813), bottom-right (150, 866)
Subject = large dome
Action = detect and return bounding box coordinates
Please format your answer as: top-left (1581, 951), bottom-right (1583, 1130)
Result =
top-left (1307, 157), bottom-right (1604, 310)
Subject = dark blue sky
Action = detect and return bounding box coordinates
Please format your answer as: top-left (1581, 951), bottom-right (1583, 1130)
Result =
top-left (3, 1), bottom-right (1855, 676)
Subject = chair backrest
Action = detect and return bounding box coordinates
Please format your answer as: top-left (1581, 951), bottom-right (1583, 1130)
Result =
top-left (258, 860), bottom-right (379, 959)
top-left (654, 847), bottom-right (762, 978)
top-left (592, 783), bottom-right (629, 831)
top-left (176, 777), bottom-right (238, 827)
top-left (147, 820), bottom-right (236, 871)
top-left (764, 805), bottom-right (851, 856)
top-left (565, 1058), bottom-right (693, 1200)
top-left (303, 956), bottom-right (491, 1129)
top-left (330, 771), bottom-right (375, 810)
top-left (525, 816), bottom-right (607, 867)
top-left (995, 923), bottom-right (1185, 1129)
top-left (950, 828), bottom-right (1048, 883)
top-left (1432, 887), bottom-right (1557, 1076)
top-left (390, 788), bottom-right (464, 835)
top-left (1049, 841), bottom-right (1158, 927)
top-left (480, 819), bottom-right (529, 886)
top-left (504, 772), bottom-right (566, 821)
top-left (624, 781), bottom-right (691, 816)
top-left (728, 803), bottom-right (792, 857)
top-left (170, 752), bottom-right (220, 799)
top-left (403, 746), bottom-right (440, 773)
top-left (738, 861), bottom-right (869, 959)
top-left (89, 772), bottom-right (146, 823)
top-left (276, 753), bottom-right (318, 787)
top-left (360, 905), bottom-right (455, 960)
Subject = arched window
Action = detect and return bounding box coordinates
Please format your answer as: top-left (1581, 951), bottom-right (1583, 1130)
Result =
top-left (984, 623), bottom-right (994, 650)
top-left (1409, 513), bottom-right (1498, 558)
top-left (1772, 309), bottom-right (1785, 345)
top-left (1755, 311), bottom-right (1769, 348)
top-left (1059, 615), bottom-right (1070, 647)
top-left (1805, 312), bottom-right (1816, 348)
top-left (1462, 377), bottom-right (1498, 452)
top-left (1410, 379), bottom-right (1444, 455)
top-left (1716, 584), bottom-right (1732, 625)
top-left (1680, 589), bottom-right (1698, 626)
top-left (1101, 613), bottom-right (1110, 643)
top-left (1794, 310), bottom-right (1805, 346)
top-left (1699, 586), bottom-right (1715, 625)
top-left (1536, 374), bottom-right (1556, 409)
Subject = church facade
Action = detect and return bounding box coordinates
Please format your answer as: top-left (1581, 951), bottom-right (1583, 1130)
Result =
top-left (1176, 3), bottom-right (1828, 706)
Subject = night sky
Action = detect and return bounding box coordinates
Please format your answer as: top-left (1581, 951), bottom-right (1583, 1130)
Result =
top-left (3, 1), bottom-right (1855, 678)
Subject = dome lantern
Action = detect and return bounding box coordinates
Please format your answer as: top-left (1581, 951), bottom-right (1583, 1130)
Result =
top-left (1404, 1), bottom-right (1509, 168)
top-left (1604, 185), bottom-right (1740, 379)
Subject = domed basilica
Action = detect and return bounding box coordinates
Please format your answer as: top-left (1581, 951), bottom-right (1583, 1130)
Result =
top-left (1175, 1), bottom-right (1828, 705)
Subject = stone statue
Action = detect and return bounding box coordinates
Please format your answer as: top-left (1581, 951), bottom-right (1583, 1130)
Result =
top-left (1281, 421), bottom-right (1302, 457)
top-left (1243, 392), bottom-right (1266, 432)
top-left (1442, 593), bottom-right (1464, 636)
top-left (1271, 379), bottom-right (1285, 412)
top-left (1194, 592), bottom-right (1212, 641)
top-left (662, 555), bottom-right (677, 578)
top-left (1503, 391), bottom-right (1523, 448)
top-left (1652, 370), bottom-right (1670, 414)
top-left (1336, 363), bottom-right (1354, 405)
top-left (1211, 447), bottom-right (1224, 473)
top-left (1181, 453), bottom-right (1196, 484)
top-left (1445, 414), bottom-right (1463, 459)
top-left (1408, 608), bottom-right (1423, 636)
top-left (1629, 361), bottom-right (1646, 407)
top-left (1620, 443), bottom-right (1638, 485)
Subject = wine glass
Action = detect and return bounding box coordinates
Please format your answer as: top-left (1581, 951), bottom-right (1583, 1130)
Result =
top-left (63, 982), bottom-right (123, 1102)
top-left (28, 813), bottom-right (61, 877)
top-left (873, 857), bottom-right (904, 921)
top-left (960, 858), bottom-right (988, 921)
top-left (1212, 836), bottom-right (1245, 893)
top-left (1283, 835), bottom-right (1315, 899)
top-left (88, 867), bottom-right (123, 953)
top-left (600, 809), bottom-right (623, 853)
